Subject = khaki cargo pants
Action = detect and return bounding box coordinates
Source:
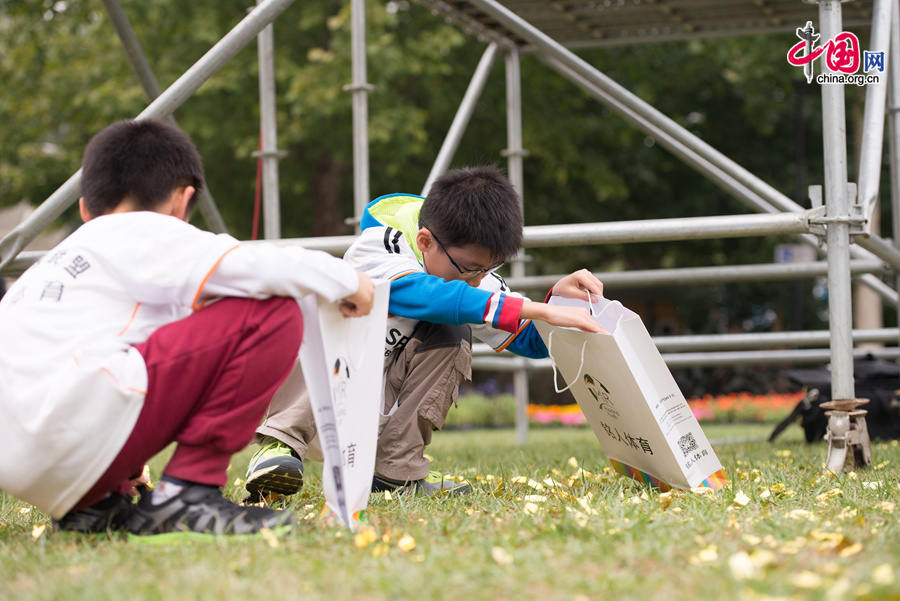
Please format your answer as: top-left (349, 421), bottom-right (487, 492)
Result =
top-left (255, 321), bottom-right (472, 481)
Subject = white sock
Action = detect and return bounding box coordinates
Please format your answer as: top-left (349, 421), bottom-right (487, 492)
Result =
top-left (150, 479), bottom-right (185, 505)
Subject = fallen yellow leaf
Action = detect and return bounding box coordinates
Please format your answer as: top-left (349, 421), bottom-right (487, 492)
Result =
top-left (523, 495), bottom-right (547, 503)
top-left (872, 563), bottom-right (895, 586)
top-left (748, 549), bottom-right (776, 569)
top-left (511, 476), bottom-right (544, 491)
top-left (838, 542), bottom-right (862, 558)
top-left (259, 527), bottom-right (279, 548)
top-left (779, 536), bottom-right (808, 555)
top-left (565, 506), bottom-right (590, 527)
top-left (370, 543), bottom-right (389, 557)
top-left (397, 534), bottom-right (416, 552)
top-left (786, 509), bottom-right (815, 521)
top-left (728, 552), bottom-right (756, 581)
top-left (354, 528), bottom-right (377, 549)
top-left (742, 534), bottom-right (761, 546)
top-left (523, 502), bottom-right (540, 515)
top-left (491, 546), bottom-right (514, 566)
top-left (690, 544), bottom-right (718, 564)
top-left (791, 571), bottom-right (823, 589)
top-left (816, 488), bottom-right (843, 503)
top-left (31, 524), bottom-right (46, 541)
top-left (543, 477), bottom-right (566, 489)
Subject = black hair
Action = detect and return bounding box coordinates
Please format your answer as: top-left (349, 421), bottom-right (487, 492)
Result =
top-left (420, 166), bottom-right (523, 261)
top-left (80, 119), bottom-right (204, 216)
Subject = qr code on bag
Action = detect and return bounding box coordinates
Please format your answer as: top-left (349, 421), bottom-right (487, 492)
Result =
top-left (678, 433), bottom-right (698, 456)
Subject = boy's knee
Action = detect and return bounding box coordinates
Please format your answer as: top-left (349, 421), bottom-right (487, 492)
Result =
top-left (262, 296), bottom-right (302, 335)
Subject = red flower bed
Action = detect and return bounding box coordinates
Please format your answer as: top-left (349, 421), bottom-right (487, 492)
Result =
top-left (528, 392), bottom-right (803, 426)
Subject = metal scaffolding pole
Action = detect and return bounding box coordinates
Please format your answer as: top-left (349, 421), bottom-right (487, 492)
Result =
top-left (890, 0), bottom-right (900, 353)
top-left (256, 0), bottom-right (283, 240)
top-left (472, 347), bottom-right (900, 371)
top-left (541, 50), bottom-right (900, 304)
top-left (466, 0), bottom-right (898, 304)
top-left (0, 0), bottom-right (295, 271)
top-left (421, 43), bottom-right (499, 196)
top-left (504, 259), bottom-right (885, 291)
top-left (819, 0), bottom-right (855, 401)
top-left (474, 328), bottom-right (900, 355)
top-left (504, 47), bottom-right (529, 445)
top-left (101, 0), bottom-right (228, 234)
top-left (7, 249), bottom-right (884, 285)
top-left (464, 0), bottom-right (800, 217)
top-left (860, 0), bottom-right (892, 222)
top-left (523, 212), bottom-right (810, 246)
top-left (250, 211), bottom-right (812, 253)
top-left (345, 0), bottom-right (373, 231)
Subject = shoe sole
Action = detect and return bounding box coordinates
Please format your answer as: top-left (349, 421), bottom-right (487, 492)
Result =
top-left (245, 464), bottom-right (303, 497)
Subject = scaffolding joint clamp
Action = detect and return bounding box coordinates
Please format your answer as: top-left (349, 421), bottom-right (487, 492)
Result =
top-left (342, 83), bottom-right (376, 93)
top-left (806, 206), bottom-right (868, 236)
top-left (807, 183), bottom-right (867, 237)
top-left (501, 148), bottom-right (531, 158)
top-left (251, 149), bottom-right (288, 159)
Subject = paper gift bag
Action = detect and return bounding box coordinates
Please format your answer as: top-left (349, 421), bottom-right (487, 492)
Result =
top-left (534, 295), bottom-right (727, 491)
top-left (298, 281), bottom-right (390, 529)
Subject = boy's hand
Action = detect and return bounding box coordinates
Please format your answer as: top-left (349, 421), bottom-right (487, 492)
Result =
top-left (522, 301), bottom-right (606, 334)
top-left (552, 269), bottom-right (604, 300)
top-left (339, 271), bottom-right (375, 317)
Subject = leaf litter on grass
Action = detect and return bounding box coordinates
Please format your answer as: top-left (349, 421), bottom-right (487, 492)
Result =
top-left (2, 429), bottom-right (899, 601)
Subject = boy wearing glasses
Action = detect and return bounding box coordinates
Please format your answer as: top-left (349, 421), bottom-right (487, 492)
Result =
top-left (247, 166), bottom-right (603, 497)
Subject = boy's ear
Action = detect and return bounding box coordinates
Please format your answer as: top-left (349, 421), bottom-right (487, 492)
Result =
top-left (171, 186), bottom-right (195, 222)
top-left (415, 227), bottom-right (433, 253)
top-left (78, 198), bottom-right (92, 223)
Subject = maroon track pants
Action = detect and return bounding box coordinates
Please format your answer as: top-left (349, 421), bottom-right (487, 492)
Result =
top-left (73, 296), bottom-right (302, 511)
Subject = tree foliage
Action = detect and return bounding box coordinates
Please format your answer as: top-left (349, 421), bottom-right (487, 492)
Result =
top-left (2, 0), bottom-right (879, 336)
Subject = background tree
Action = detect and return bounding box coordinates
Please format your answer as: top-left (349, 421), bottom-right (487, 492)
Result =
top-left (1, 1), bottom-right (891, 395)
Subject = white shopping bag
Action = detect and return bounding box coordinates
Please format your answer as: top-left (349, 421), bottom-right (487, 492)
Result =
top-left (298, 281), bottom-right (390, 529)
top-left (535, 295), bottom-right (727, 491)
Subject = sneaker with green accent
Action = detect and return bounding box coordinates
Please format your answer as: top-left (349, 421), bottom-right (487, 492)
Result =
top-left (244, 440), bottom-right (304, 501)
top-left (371, 470), bottom-right (472, 496)
top-left (126, 483), bottom-right (293, 536)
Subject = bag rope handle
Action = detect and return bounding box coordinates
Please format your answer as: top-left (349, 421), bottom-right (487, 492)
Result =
top-left (548, 329), bottom-right (589, 393)
top-left (545, 288), bottom-right (600, 393)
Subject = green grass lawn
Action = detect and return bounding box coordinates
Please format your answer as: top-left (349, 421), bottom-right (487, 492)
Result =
top-left (1, 424), bottom-right (898, 601)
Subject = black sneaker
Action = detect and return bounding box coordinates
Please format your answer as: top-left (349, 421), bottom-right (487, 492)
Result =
top-left (371, 470), bottom-right (472, 497)
top-left (244, 440), bottom-right (304, 502)
top-left (53, 493), bottom-right (134, 533)
top-left (126, 484), bottom-right (294, 536)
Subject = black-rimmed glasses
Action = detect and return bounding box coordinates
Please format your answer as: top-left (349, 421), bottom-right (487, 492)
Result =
top-left (426, 228), bottom-right (504, 278)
